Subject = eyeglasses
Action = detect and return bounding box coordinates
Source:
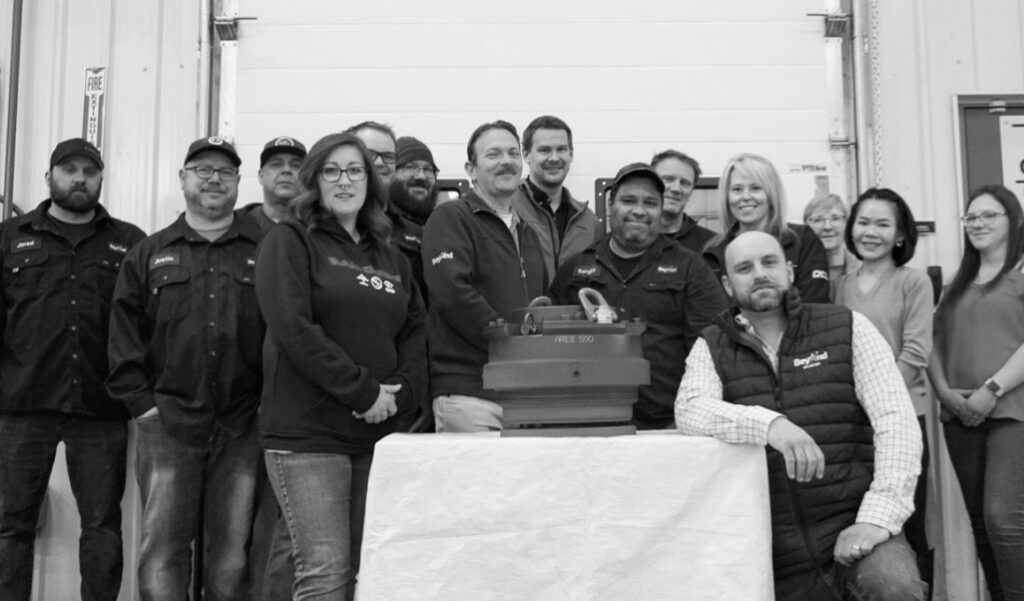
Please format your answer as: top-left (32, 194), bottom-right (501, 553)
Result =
top-left (319, 165), bottom-right (368, 183)
top-left (398, 165), bottom-right (438, 178)
top-left (183, 165), bottom-right (239, 179)
top-left (960, 211), bottom-right (1007, 227)
top-left (807, 215), bottom-right (847, 227)
top-left (366, 150), bottom-right (397, 166)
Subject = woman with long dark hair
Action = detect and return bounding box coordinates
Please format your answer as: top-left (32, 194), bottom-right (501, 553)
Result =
top-left (928, 184), bottom-right (1024, 601)
top-left (255, 132), bottom-right (427, 600)
top-left (702, 153), bottom-right (830, 303)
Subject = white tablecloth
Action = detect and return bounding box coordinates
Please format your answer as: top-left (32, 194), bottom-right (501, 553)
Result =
top-left (357, 432), bottom-right (773, 601)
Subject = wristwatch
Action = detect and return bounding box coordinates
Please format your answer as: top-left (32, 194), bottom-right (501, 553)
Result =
top-left (984, 378), bottom-right (1005, 398)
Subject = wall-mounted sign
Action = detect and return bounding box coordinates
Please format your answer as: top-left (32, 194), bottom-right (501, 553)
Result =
top-left (82, 67), bottom-right (107, 147)
top-left (1000, 116), bottom-right (1024, 202)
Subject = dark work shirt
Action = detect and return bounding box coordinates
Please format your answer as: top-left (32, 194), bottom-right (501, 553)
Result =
top-left (527, 178), bottom-right (572, 240)
top-left (107, 213), bottom-right (265, 443)
top-left (0, 200), bottom-right (145, 419)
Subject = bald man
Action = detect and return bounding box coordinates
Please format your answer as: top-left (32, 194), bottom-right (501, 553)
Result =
top-left (675, 231), bottom-right (926, 600)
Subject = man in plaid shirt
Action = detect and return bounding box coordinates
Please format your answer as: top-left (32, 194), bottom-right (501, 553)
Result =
top-left (676, 231), bottom-right (926, 601)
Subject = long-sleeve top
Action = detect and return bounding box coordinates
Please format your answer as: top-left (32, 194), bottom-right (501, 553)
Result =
top-left (676, 310), bottom-right (922, 534)
top-left (835, 265), bottom-right (933, 415)
top-left (106, 213), bottom-right (265, 444)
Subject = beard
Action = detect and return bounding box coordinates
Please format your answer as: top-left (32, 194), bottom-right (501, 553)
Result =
top-left (50, 180), bottom-right (101, 214)
top-left (740, 284), bottom-right (785, 312)
top-left (389, 177), bottom-right (437, 223)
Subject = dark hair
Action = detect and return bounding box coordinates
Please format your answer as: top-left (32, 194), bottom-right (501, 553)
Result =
top-left (289, 132), bottom-right (392, 244)
top-left (522, 115), bottom-right (573, 153)
top-left (344, 121), bottom-right (398, 149)
top-left (466, 120), bottom-right (520, 164)
top-left (844, 187), bottom-right (918, 266)
top-left (944, 184), bottom-right (1024, 307)
top-left (650, 149), bottom-right (702, 181)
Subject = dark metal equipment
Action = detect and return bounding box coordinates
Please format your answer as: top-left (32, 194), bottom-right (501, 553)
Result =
top-left (482, 290), bottom-right (650, 437)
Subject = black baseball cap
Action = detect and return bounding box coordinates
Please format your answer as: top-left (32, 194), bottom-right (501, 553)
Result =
top-left (50, 138), bottom-right (104, 170)
top-left (612, 162), bottom-right (665, 195)
top-left (260, 136), bottom-right (307, 166)
top-left (184, 136), bottom-right (241, 167)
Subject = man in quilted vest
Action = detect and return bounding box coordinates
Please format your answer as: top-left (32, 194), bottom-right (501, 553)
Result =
top-left (675, 231), bottom-right (926, 600)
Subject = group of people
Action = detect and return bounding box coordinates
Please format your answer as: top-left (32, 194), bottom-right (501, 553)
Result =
top-left (0, 112), bottom-right (1020, 601)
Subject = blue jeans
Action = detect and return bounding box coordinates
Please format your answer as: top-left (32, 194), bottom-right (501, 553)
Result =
top-left (265, 451), bottom-right (372, 601)
top-left (135, 413), bottom-right (260, 601)
top-left (0, 413), bottom-right (127, 601)
top-left (774, 534), bottom-right (927, 601)
top-left (945, 418), bottom-right (1024, 601)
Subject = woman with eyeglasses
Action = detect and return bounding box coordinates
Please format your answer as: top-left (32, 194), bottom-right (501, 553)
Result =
top-left (833, 188), bottom-right (934, 586)
top-left (804, 193), bottom-right (860, 300)
top-left (703, 153), bottom-right (831, 303)
top-left (254, 132), bottom-right (427, 600)
top-left (928, 184), bottom-right (1024, 601)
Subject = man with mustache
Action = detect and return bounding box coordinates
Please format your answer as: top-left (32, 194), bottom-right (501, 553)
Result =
top-left (651, 149), bottom-right (716, 254)
top-left (676, 231), bottom-right (925, 600)
top-left (241, 136), bottom-right (307, 233)
top-left (0, 139), bottom-right (144, 601)
top-left (422, 120), bottom-right (547, 432)
top-left (107, 137), bottom-right (265, 601)
top-left (513, 115), bottom-right (598, 280)
top-left (549, 163), bottom-right (727, 430)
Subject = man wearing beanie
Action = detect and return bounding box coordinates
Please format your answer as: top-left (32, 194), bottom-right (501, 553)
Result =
top-left (241, 135), bottom-right (307, 233)
top-left (514, 115), bottom-right (598, 281)
top-left (107, 136), bottom-right (265, 600)
top-left (0, 138), bottom-right (144, 601)
top-left (389, 136), bottom-right (439, 296)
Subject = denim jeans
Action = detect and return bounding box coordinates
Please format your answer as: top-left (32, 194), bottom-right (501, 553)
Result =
top-left (250, 463), bottom-right (293, 601)
top-left (135, 413), bottom-right (260, 601)
top-left (0, 413), bottom-right (127, 601)
top-left (432, 394), bottom-right (503, 432)
top-left (774, 533), bottom-right (927, 601)
top-left (945, 417), bottom-right (1024, 601)
top-left (265, 450), bottom-right (372, 601)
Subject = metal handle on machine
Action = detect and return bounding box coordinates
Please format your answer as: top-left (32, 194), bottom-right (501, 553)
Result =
top-left (578, 287), bottom-right (617, 324)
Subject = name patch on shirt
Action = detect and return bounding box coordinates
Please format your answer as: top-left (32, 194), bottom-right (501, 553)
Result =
top-left (656, 264), bottom-right (678, 274)
top-left (149, 253), bottom-right (181, 269)
top-left (11, 237), bottom-right (41, 253)
top-left (793, 350), bottom-right (828, 370)
top-left (108, 242), bottom-right (128, 254)
top-left (575, 265), bottom-right (600, 277)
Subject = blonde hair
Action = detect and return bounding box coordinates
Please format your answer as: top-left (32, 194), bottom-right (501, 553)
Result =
top-left (716, 153), bottom-right (788, 239)
top-left (802, 193), bottom-right (846, 223)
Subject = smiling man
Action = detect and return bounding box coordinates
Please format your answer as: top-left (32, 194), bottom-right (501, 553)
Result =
top-left (421, 121), bottom-right (547, 432)
top-left (241, 136), bottom-right (306, 233)
top-left (549, 162), bottom-right (727, 429)
top-left (513, 116), bottom-right (598, 280)
top-left (651, 149), bottom-right (715, 254)
top-left (107, 137), bottom-right (265, 601)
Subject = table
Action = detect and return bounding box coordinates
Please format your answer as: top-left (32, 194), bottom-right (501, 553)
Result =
top-left (357, 432), bottom-right (773, 601)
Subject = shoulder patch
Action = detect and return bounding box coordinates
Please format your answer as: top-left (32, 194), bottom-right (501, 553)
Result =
top-left (149, 253), bottom-right (180, 270)
top-left (11, 237), bottom-right (41, 253)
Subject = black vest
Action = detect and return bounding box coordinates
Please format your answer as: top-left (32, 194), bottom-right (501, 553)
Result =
top-left (703, 297), bottom-right (874, 577)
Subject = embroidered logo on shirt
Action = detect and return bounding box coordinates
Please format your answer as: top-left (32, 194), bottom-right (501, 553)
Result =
top-left (793, 350), bottom-right (829, 370)
top-left (108, 242), bottom-right (128, 254)
top-left (575, 265), bottom-right (599, 277)
top-left (656, 265), bottom-right (678, 274)
top-left (149, 253), bottom-right (180, 269)
top-left (812, 269), bottom-right (829, 280)
top-left (403, 234), bottom-right (421, 245)
top-left (431, 251), bottom-right (454, 266)
top-left (326, 256), bottom-right (402, 283)
top-left (11, 237), bottom-right (41, 253)
top-left (246, 257), bottom-right (255, 267)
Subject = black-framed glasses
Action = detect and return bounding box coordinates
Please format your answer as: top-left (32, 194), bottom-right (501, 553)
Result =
top-left (960, 211), bottom-right (1007, 227)
top-left (184, 165), bottom-right (239, 179)
top-left (366, 150), bottom-right (397, 165)
top-left (398, 165), bottom-right (438, 178)
top-left (319, 165), bottom-right (368, 183)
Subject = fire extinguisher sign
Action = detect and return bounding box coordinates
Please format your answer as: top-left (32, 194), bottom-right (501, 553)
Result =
top-left (82, 67), bottom-right (106, 148)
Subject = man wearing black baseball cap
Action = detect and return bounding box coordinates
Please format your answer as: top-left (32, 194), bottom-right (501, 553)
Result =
top-left (107, 135), bottom-right (264, 600)
top-left (549, 162), bottom-right (728, 430)
top-left (241, 135), bottom-right (307, 233)
top-left (0, 138), bottom-right (145, 601)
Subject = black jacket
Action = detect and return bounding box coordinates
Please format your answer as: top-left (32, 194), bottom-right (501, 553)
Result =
top-left (0, 201), bottom-right (144, 419)
top-left (702, 297), bottom-right (873, 578)
top-left (256, 218), bottom-right (426, 454)
top-left (549, 235), bottom-right (728, 428)
top-left (666, 214), bottom-right (716, 255)
top-left (421, 190), bottom-right (547, 398)
top-left (106, 213), bottom-right (265, 443)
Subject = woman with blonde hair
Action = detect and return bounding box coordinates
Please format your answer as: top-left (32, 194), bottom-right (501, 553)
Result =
top-left (702, 153), bottom-right (830, 303)
top-left (804, 192), bottom-right (860, 299)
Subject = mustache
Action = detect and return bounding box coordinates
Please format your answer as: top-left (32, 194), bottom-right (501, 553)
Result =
top-left (495, 166), bottom-right (519, 176)
top-left (541, 160), bottom-right (564, 170)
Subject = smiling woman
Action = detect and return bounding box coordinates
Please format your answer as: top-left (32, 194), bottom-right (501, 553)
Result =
top-left (803, 193), bottom-right (859, 299)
